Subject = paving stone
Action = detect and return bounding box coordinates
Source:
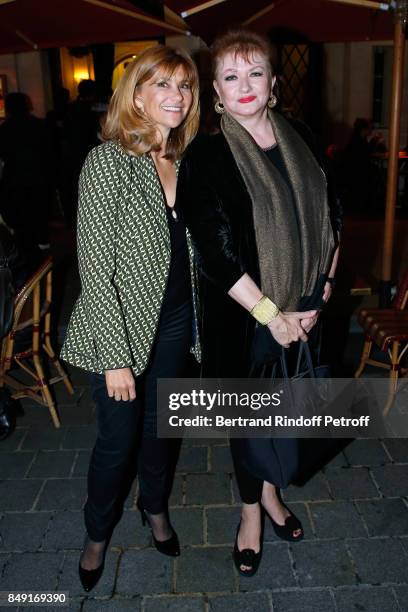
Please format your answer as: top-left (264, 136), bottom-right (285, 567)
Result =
top-left (324, 450), bottom-right (349, 469)
top-left (183, 437), bottom-right (228, 447)
top-left (116, 550), bottom-right (172, 595)
top-left (291, 541), bottom-right (355, 587)
top-left (62, 425), bottom-right (97, 450)
top-left (347, 538), bottom-right (408, 583)
top-left (264, 503), bottom-right (313, 542)
top-left (0, 452), bottom-right (35, 478)
top-left (0, 552), bottom-right (10, 574)
top-left (209, 592), bottom-right (271, 612)
top-left (72, 450), bottom-right (92, 477)
top-left (169, 475), bottom-right (183, 507)
top-left (82, 598), bottom-right (141, 611)
top-left (124, 480), bottom-right (138, 509)
top-left (35, 479), bottom-right (86, 511)
top-left (0, 428), bottom-right (27, 452)
top-left (283, 472), bottom-right (332, 502)
top-left (206, 506), bottom-right (241, 545)
top-left (27, 450), bottom-right (76, 478)
top-left (393, 585), bottom-right (408, 611)
top-left (382, 439), bottom-right (408, 463)
top-left (325, 467), bottom-right (380, 499)
top-left (176, 547), bottom-right (234, 593)
top-left (0, 512), bottom-right (52, 552)
top-left (356, 499), bottom-right (408, 536)
top-left (144, 595), bottom-right (204, 612)
top-left (18, 402), bottom-right (56, 425)
top-left (343, 439), bottom-right (390, 466)
top-left (57, 400), bottom-right (94, 426)
top-left (272, 588), bottom-right (335, 612)
top-left (309, 501), bottom-right (366, 538)
top-left (238, 543), bottom-right (295, 590)
top-left (42, 511), bottom-right (84, 550)
top-left (170, 507), bottom-right (203, 545)
top-left (334, 586), bottom-right (399, 612)
top-left (21, 428), bottom-right (66, 451)
top-left (210, 446), bottom-right (234, 473)
top-left (185, 474), bottom-right (231, 505)
top-left (110, 510), bottom-right (151, 548)
top-left (176, 446), bottom-right (207, 473)
top-left (1, 552), bottom-right (63, 590)
top-left (231, 475), bottom-right (241, 504)
top-left (0, 479), bottom-right (43, 511)
top-left (371, 465), bottom-right (408, 497)
top-left (15, 604), bottom-right (82, 612)
top-left (52, 383), bottom-right (83, 407)
top-left (59, 550), bottom-right (119, 597)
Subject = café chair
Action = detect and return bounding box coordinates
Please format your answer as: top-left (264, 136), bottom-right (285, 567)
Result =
top-left (354, 269), bottom-right (408, 415)
top-left (0, 256), bottom-right (74, 428)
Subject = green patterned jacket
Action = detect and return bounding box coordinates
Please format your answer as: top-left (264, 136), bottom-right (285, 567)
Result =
top-left (60, 140), bottom-right (201, 375)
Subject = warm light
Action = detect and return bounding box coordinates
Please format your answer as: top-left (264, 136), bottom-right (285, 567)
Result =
top-left (74, 69), bottom-right (90, 83)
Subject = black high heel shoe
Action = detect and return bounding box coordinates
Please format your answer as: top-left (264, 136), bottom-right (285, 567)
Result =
top-left (264, 504), bottom-right (304, 542)
top-left (78, 538), bottom-right (106, 592)
top-left (233, 522), bottom-right (263, 577)
top-left (137, 498), bottom-right (180, 557)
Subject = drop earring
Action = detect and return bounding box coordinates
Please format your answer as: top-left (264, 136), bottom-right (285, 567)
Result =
top-left (214, 100), bottom-right (225, 114)
top-left (267, 94), bottom-right (277, 108)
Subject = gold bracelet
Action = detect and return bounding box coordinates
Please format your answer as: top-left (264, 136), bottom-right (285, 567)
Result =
top-left (250, 296), bottom-right (280, 325)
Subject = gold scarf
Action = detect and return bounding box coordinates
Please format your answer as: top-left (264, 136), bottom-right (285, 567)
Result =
top-left (221, 110), bottom-right (335, 311)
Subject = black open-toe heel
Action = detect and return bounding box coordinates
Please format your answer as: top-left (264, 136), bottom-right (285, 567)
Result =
top-left (265, 506), bottom-right (304, 542)
top-left (137, 498), bottom-right (180, 557)
top-left (233, 522), bottom-right (262, 577)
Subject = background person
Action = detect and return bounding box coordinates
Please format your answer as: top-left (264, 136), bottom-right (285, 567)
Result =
top-left (0, 93), bottom-right (55, 250)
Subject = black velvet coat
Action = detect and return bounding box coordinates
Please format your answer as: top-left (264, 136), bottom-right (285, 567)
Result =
top-left (177, 117), bottom-right (341, 379)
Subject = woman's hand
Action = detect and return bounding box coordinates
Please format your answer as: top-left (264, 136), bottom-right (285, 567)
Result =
top-left (322, 281), bottom-right (332, 303)
top-left (105, 368), bottom-right (136, 402)
top-left (300, 311), bottom-right (320, 333)
top-left (267, 310), bottom-right (317, 348)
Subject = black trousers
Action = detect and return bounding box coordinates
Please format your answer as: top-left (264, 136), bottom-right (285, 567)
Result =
top-left (230, 440), bottom-right (264, 504)
top-left (84, 300), bottom-right (192, 542)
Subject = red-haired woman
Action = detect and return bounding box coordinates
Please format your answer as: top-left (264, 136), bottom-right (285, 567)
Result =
top-left (178, 29), bottom-right (340, 577)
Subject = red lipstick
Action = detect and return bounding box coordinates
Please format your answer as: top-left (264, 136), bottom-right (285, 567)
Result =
top-left (238, 96), bottom-right (256, 103)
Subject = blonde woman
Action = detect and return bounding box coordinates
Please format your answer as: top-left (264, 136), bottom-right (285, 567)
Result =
top-left (61, 46), bottom-right (200, 592)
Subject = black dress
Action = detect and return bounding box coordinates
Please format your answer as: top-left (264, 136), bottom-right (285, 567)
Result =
top-left (177, 120), bottom-right (338, 499)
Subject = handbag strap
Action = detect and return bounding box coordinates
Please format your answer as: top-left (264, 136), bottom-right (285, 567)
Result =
top-left (281, 341), bottom-right (316, 378)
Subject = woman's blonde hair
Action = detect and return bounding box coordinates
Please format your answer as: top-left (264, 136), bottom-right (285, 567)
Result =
top-left (102, 45), bottom-right (200, 161)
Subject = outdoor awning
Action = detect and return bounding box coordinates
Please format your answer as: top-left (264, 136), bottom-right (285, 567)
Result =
top-left (0, 0), bottom-right (188, 54)
top-left (164, 0), bottom-right (394, 43)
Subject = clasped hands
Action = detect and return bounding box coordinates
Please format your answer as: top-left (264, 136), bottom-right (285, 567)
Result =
top-left (267, 309), bottom-right (319, 348)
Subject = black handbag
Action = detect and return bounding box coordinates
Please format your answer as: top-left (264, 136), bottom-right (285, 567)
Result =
top-left (240, 338), bottom-right (350, 488)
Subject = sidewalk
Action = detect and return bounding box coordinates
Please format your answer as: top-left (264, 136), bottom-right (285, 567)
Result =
top-left (1, 367), bottom-right (407, 611)
top-left (1, 214), bottom-right (408, 611)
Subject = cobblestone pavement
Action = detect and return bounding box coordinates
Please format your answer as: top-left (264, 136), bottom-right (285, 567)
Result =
top-left (0, 364), bottom-right (408, 612)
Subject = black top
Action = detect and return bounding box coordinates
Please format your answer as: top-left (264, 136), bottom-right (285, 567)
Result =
top-left (263, 144), bottom-right (291, 186)
top-left (160, 204), bottom-right (191, 312)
